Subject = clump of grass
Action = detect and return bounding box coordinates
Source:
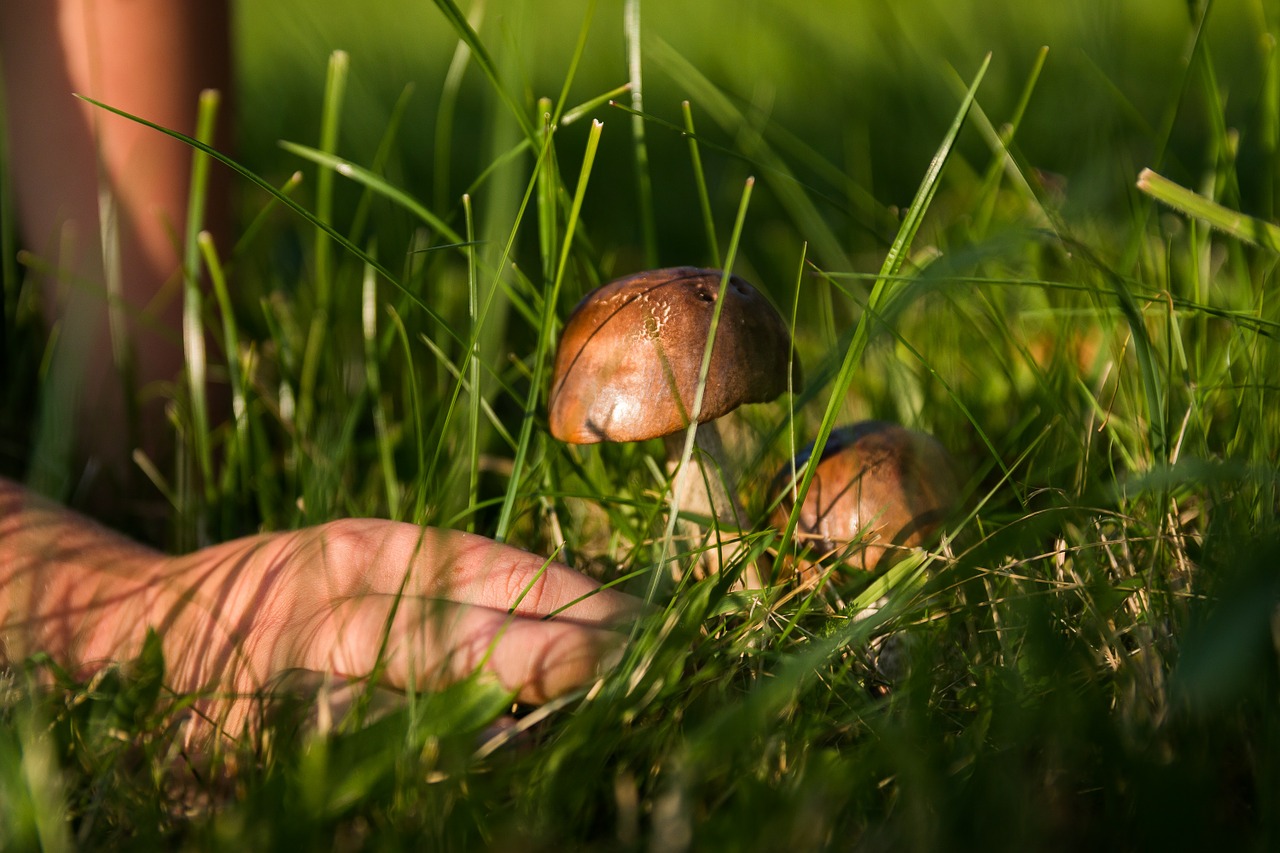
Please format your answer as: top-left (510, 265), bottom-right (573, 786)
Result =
top-left (3, 1), bottom-right (1280, 850)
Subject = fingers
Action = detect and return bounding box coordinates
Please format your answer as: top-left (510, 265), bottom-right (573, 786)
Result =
top-left (297, 593), bottom-right (621, 704)
top-left (153, 520), bottom-right (641, 724)
top-left (312, 519), bottom-right (643, 627)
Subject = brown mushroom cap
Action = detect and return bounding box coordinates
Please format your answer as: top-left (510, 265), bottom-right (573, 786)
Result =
top-left (549, 266), bottom-right (797, 444)
top-left (771, 421), bottom-right (958, 575)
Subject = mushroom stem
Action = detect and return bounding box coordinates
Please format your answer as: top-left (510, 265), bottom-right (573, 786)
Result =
top-left (663, 424), bottom-right (766, 588)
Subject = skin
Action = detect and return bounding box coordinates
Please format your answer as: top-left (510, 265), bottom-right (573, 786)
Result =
top-left (0, 476), bottom-right (640, 738)
top-left (0, 0), bottom-right (231, 498)
top-left (0, 3), bottom-right (644, 738)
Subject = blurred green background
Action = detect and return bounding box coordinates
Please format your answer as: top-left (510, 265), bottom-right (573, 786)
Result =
top-left (235, 0), bottom-right (1274, 277)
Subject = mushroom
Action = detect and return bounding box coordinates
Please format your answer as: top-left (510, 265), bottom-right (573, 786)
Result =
top-left (549, 266), bottom-right (797, 587)
top-left (770, 421), bottom-right (958, 580)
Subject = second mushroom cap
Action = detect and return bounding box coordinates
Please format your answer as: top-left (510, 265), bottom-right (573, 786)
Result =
top-left (771, 421), bottom-right (959, 575)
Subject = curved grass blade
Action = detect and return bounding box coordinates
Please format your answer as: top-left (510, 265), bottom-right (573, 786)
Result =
top-left (494, 120), bottom-right (605, 541)
top-left (427, 0), bottom-right (535, 140)
top-left (279, 141), bottom-right (465, 246)
top-left (1138, 168), bottom-right (1280, 253)
top-left (774, 54), bottom-right (991, 569)
top-left (74, 95), bottom-right (467, 350)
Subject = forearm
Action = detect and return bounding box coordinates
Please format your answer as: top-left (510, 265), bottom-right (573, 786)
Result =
top-left (0, 476), bottom-right (163, 672)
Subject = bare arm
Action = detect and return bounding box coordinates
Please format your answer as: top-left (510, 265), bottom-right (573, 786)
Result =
top-left (0, 477), bottom-right (638, 732)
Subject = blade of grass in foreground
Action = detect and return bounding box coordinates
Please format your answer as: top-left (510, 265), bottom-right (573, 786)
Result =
top-left (197, 232), bottom-right (250, 508)
top-left (647, 176), bottom-right (756, 604)
top-left (682, 100), bottom-right (720, 267)
top-left (279, 142), bottom-right (464, 245)
top-left (181, 89), bottom-right (220, 528)
top-left (465, 195), bottom-right (481, 533)
top-left (1137, 168), bottom-right (1280, 253)
top-left (494, 119), bottom-right (605, 542)
top-left (297, 50), bottom-right (348, 439)
top-left (773, 54), bottom-right (990, 575)
top-left (625, 0), bottom-right (658, 266)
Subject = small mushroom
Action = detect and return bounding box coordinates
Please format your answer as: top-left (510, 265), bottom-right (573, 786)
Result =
top-left (770, 421), bottom-right (958, 579)
top-left (549, 266), bottom-right (798, 586)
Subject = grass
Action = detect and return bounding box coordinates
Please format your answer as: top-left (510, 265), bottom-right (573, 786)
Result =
top-left (3, 0), bottom-right (1280, 849)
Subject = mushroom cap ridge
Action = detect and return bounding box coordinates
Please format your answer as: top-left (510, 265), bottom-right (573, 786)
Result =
top-left (549, 266), bottom-right (796, 444)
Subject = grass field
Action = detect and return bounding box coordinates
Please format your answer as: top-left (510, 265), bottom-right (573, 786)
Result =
top-left (3, 0), bottom-right (1280, 848)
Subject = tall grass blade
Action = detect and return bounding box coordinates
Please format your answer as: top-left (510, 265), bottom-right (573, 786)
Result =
top-left (495, 120), bottom-right (605, 542)
top-left (465, 194), bottom-right (481, 532)
top-left (181, 89), bottom-right (220, 525)
top-left (561, 83), bottom-right (631, 127)
top-left (625, 0), bottom-right (658, 266)
top-left (774, 54), bottom-right (990, 566)
top-left (197, 231), bottom-right (249, 505)
top-left (651, 176), bottom-right (755, 601)
top-left (682, 100), bottom-right (720, 267)
top-left (426, 0), bottom-right (535, 139)
top-left (298, 50), bottom-right (349, 436)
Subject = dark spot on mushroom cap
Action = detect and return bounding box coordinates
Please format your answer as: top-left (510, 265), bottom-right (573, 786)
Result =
top-left (548, 266), bottom-right (801, 444)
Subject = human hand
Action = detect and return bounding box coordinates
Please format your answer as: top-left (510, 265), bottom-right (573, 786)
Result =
top-left (1, 480), bottom-right (640, 738)
top-left (151, 520), bottom-right (638, 720)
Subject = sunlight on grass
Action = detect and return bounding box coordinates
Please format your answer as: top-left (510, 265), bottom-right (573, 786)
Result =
top-left (3, 0), bottom-right (1279, 848)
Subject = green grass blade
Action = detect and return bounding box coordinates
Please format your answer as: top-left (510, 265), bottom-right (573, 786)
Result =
top-left (561, 83), bottom-right (632, 127)
top-left (682, 100), bottom-right (720, 267)
top-left (298, 50), bottom-right (349, 436)
top-left (625, 0), bottom-right (658, 266)
top-left (1137, 168), bottom-right (1280, 253)
top-left (279, 141), bottom-right (465, 245)
top-left (182, 89), bottom-right (220, 517)
top-left (650, 176), bottom-right (754, 602)
top-left (465, 194), bottom-right (481, 533)
top-left (196, 231), bottom-right (249, 503)
top-left (775, 54), bottom-right (990, 567)
top-left (426, 0), bottom-right (535, 140)
top-left (231, 169), bottom-right (303, 260)
top-left (495, 119), bottom-right (605, 542)
top-left (536, 102), bottom-right (559, 283)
